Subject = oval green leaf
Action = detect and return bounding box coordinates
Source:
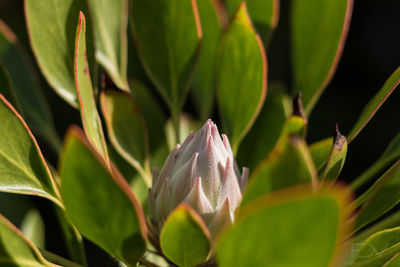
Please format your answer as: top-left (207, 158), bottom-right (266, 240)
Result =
top-left (216, 2), bottom-right (267, 153)
top-left (0, 94), bottom-right (61, 206)
top-left (347, 67), bottom-right (400, 143)
top-left (225, 0), bottom-right (279, 44)
top-left (60, 127), bottom-right (146, 265)
top-left (100, 90), bottom-right (150, 186)
top-left (160, 204), bottom-right (211, 267)
top-left (0, 214), bottom-right (58, 267)
top-left (192, 0), bottom-right (222, 120)
top-left (242, 133), bottom-right (317, 206)
top-left (74, 12), bottom-right (108, 158)
top-left (25, 0), bottom-right (93, 107)
top-left (131, 0), bottom-right (202, 111)
top-left (87, 0), bottom-right (128, 90)
top-left (0, 20), bottom-right (60, 152)
top-left (217, 185), bottom-right (353, 267)
top-left (291, 0), bottom-right (353, 114)
top-left (351, 227), bottom-right (400, 267)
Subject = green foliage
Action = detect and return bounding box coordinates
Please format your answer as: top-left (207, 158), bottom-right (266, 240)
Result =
top-left (216, 3), bottom-right (266, 152)
top-left (60, 127), bottom-right (146, 266)
top-left (0, 0), bottom-right (399, 266)
top-left (217, 186), bottom-right (352, 267)
top-left (291, 0), bottom-right (353, 113)
top-left (160, 205), bottom-right (211, 267)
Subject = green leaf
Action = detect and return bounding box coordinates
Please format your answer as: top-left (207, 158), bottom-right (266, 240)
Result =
top-left (60, 127), bottom-right (146, 265)
top-left (129, 79), bottom-right (167, 156)
top-left (347, 67), bottom-right (400, 142)
top-left (0, 95), bottom-right (62, 207)
top-left (355, 159), bottom-right (400, 232)
top-left (0, 214), bottom-right (57, 267)
top-left (242, 133), bottom-right (317, 206)
top-left (321, 126), bottom-right (348, 180)
top-left (0, 21), bottom-right (60, 152)
top-left (191, 0), bottom-right (222, 120)
top-left (351, 227), bottom-right (400, 267)
top-left (216, 2), bottom-right (267, 153)
top-left (217, 185), bottom-right (353, 267)
top-left (237, 85), bottom-right (290, 169)
top-left (100, 90), bottom-right (150, 186)
top-left (74, 12), bottom-right (108, 158)
top-left (130, 0), bottom-right (202, 111)
top-left (160, 204), bottom-right (211, 267)
top-left (351, 131), bottom-right (400, 190)
top-left (384, 252), bottom-right (400, 267)
top-left (291, 0), bottom-right (353, 113)
top-left (87, 0), bottom-right (128, 90)
top-left (25, 0), bottom-right (92, 107)
top-left (225, 0), bottom-right (279, 44)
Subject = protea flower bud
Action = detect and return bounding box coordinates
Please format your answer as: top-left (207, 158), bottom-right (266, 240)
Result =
top-left (149, 119), bottom-right (248, 236)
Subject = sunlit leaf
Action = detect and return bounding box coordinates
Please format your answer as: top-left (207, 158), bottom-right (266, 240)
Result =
top-left (225, 0), bottom-right (279, 44)
top-left (100, 89), bottom-right (150, 186)
top-left (160, 204), bottom-right (211, 267)
top-left (131, 0), bottom-right (202, 114)
top-left (0, 214), bottom-right (57, 267)
top-left (291, 0), bottom-right (353, 113)
top-left (74, 12), bottom-right (108, 158)
top-left (0, 95), bottom-right (61, 207)
top-left (0, 20), bottom-right (60, 151)
top-left (25, 0), bottom-right (94, 107)
top-left (60, 127), bottom-right (146, 265)
top-left (216, 3), bottom-right (267, 153)
top-left (87, 0), bottom-right (128, 90)
top-left (217, 185), bottom-right (353, 267)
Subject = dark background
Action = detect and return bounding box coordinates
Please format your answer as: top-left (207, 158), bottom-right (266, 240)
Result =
top-left (0, 0), bottom-right (399, 266)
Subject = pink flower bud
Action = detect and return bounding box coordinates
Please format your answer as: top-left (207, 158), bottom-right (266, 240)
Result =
top-left (149, 120), bottom-right (248, 236)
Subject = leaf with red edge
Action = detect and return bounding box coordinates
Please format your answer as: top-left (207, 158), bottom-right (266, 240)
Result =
top-left (74, 12), bottom-right (108, 158)
top-left (216, 2), bottom-right (267, 153)
top-left (347, 67), bottom-right (400, 143)
top-left (291, 0), bottom-right (353, 114)
top-left (130, 0), bottom-right (202, 113)
top-left (0, 214), bottom-right (57, 266)
top-left (217, 184), bottom-right (354, 267)
top-left (60, 127), bottom-right (147, 265)
top-left (0, 20), bottom-right (59, 152)
top-left (225, 0), bottom-right (279, 45)
top-left (25, 0), bottom-right (94, 107)
top-left (0, 94), bottom-right (62, 207)
top-left (160, 204), bottom-right (211, 267)
top-left (87, 0), bottom-right (129, 90)
top-left (100, 90), bottom-right (151, 186)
